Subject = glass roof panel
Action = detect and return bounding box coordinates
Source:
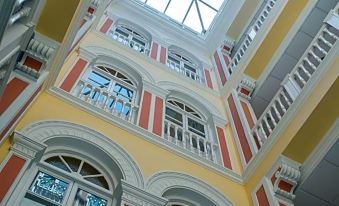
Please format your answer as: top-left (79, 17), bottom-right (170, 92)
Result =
top-left (184, 1), bottom-right (203, 33)
top-left (197, 1), bottom-right (217, 30)
top-left (146, 0), bottom-right (169, 12)
top-left (165, 0), bottom-right (192, 23)
top-left (200, 0), bottom-right (224, 10)
top-left (138, 0), bottom-right (226, 34)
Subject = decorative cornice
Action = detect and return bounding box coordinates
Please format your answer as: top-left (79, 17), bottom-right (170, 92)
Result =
top-left (237, 76), bottom-right (256, 100)
top-left (146, 171), bottom-right (234, 206)
top-left (19, 120), bottom-right (145, 188)
top-left (119, 180), bottom-right (168, 206)
top-left (26, 38), bottom-right (55, 61)
top-left (16, 62), bottom-right (40, 78)
top-left (12, 132), bottom-right (47, 159)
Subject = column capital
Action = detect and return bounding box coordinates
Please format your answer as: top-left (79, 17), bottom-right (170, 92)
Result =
top-left (11, 132), bottom-right (47, 160)
top-left (118, 180), bottom-right (168, 206)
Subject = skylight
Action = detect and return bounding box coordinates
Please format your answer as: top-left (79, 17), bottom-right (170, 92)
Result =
top-left (137, 0), bottom-right (225, 34)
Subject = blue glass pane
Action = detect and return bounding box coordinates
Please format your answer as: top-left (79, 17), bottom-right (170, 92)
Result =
top-left (73, 189), bottom-right (107, 206)
top-left (88, 71), bottom-right (110, 89)
top-left (29, 171), bottom-right (69, 204)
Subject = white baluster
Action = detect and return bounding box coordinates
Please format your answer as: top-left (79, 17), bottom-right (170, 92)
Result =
top-left (273, 103), bottom-right (281, 120)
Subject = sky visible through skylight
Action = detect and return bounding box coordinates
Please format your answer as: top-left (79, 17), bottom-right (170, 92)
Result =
top-left (137, 0), bottom-right (225, 33)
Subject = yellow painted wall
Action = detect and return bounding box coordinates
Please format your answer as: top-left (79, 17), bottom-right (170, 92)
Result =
top-left (0, 137), bottom-right (11, 164)
top-left (36, 0), bottom-right (81, 42)
top-left (283, 78), bottom-right (339, 163)
top-left (245, 55), bottom-right (338, 193)
top-left (244, 0), bottom-right (308, 79)
top-left (14, 92), bottom-right (251, 206)
top-left (226, 0), bottom-right (261, 40)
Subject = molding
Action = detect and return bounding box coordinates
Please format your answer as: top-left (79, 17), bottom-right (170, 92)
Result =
top-left (143, 81), bottom-right (169, 98)
top-left (92, 30), bottom-right (220, 95)
top-left (301, 118), bottom-right (339, 183)
top-left (253, 0), bottom-right (318, 96)
top-left (18, 120), bottom-right (145, 189)
top-left (119, 180), bottom-right (168, 206)
top-left (12, 132), bottom-right (47, 160)
top-left (146, 171), bottom-right (234, 206)
top-left (48, 86), bottom-right (243, 183)
top-left (242, 40), bottom-right (339, 183)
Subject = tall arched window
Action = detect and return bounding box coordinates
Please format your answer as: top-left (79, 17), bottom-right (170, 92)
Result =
top-left (74, 65), bottom-right (138, 122)
top-left (164, 98), bottom-right (214, 161)
top-left (20, 154), bottom-right (112, 206)
top-left (166, 48), bottom-right (204, 84)
top-left (108, 21), bottom-right (151, 55)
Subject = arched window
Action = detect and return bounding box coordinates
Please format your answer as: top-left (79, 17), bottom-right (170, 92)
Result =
top-left (164, 98), bottom-right (213, 160)
top-left (108, 22), bottom-right (151, 55)
top-left (166, 48), bottom-right (204, 84)
top-left (20, 154), bottom-right (112, 206)
top-left (74, 65), bottom-right (138, 122)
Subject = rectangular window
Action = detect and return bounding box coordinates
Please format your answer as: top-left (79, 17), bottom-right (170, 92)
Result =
top-left (72, 189), bottom-right (107, 206)
top-left (28, 171), bottom-right (69, 205)
top-left (188, 118), bottom-right (205, 137)
top-left (165, 107), bottom-right (183, 126)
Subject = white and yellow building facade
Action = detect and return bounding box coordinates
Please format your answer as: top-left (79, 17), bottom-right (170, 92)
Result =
top-left (0, 0), bottom-right (338, 205)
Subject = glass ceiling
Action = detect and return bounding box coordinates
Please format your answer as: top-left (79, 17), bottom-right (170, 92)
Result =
top-left (137, 0), bottom-right (225, 34)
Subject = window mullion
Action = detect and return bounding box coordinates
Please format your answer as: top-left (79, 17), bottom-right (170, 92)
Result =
top-left (164, 0), bottom-right (171, 13)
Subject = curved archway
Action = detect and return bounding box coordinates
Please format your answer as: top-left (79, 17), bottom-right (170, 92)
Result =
top-left (20, 120), bottom-right (145, 189)
top-left (157, 81), bottom-right (222, 120)
top-left (82, 46), bottom-right (156, 84)
top-left (146, 171), bottom-right (233, 206)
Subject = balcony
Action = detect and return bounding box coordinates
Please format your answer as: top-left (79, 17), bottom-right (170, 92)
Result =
top-left (251, 4), bottom-right (338, 150)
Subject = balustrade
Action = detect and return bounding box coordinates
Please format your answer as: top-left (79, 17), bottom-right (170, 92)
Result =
top-left (166, 59), bottom-right (203, 84)
top-left (164, 119), bottom-right (217, 163)
top-left (109, 30), bottom-right (150, 55)
top-left (229, 0), bottom-right (277, 75)
top-left (74, 79), bottom-right (139, 123)
top-left (252, 4), bottom-right (338, 149)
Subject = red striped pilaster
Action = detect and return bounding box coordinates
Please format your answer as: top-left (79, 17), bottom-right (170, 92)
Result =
top-left (159, 47), bottom-right (167, 64)
top-left (150, 42), bottom-right (158, 60)
top-left (0, 78), bottom-right (28, 115)
top-left (100, 18), bottom-right (113, 34)
top-left (204, 69), bottom-right (213, 89)
top-left (213, 51), bottom-right (227, 85)
top-left (0, 155), bottom-right (26, 202)
top-left (228, 94), bottom-right (253, 163)
top-left (0, 85), bottom-right (42, 141)
top-left (240, 100), bottom-right (255, 129)
top-left (139, 91), bottom-right (152, 130)
top-left (256, 185), bottom-right (270, 206)
top-left (60, 58), bottom-right (88, 92)
top-left (152, 96), bottom-right (163, 136)
top-left (216, 127), bottom-right (232, 169)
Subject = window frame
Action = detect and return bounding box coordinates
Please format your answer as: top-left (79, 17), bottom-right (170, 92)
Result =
top-left (166, 49), bottom-right (204, 84)
top-left (17, 154), bottom-right (113, 206)
top-left (108, 23), bottom-right (151, 55)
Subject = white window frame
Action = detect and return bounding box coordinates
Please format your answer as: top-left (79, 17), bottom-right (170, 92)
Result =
top-left (166, 49), bottom-right (204, 84)
top-left (15, 155), bottom-right (113, 206)
top-left (108, 23), bottom-right (151, 55)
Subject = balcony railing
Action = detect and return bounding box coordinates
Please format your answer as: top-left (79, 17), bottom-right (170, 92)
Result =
top-left (108, 30), bottom-right (150, 55)
top-left (73, 80), bottom-right (139, 123)
top-left (252, 4), bottom-right (338, 149)
top-left (166, 59), bottom-right (204, 84)
top-left (164, 119), bottom-right (217, 163)
top-left (228, 0), bottom-right (277, 75)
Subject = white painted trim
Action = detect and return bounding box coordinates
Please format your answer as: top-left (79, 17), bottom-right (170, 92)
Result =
top-left (148, 93), bottom-right (156, 131)
top-left (254, 0), bottom-right (318, 95)
top-left (242, 40), bottom-right (339, 183)
top-left (47, 86), bottom-right (243, 183)
top-left (146, 171), bottom-right (234, 206)
top-left (17, 120), bottom-right (145, 189)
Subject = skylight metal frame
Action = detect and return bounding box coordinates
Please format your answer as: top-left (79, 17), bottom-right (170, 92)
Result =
top-left (137, 0), bottom-right (224, 34)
